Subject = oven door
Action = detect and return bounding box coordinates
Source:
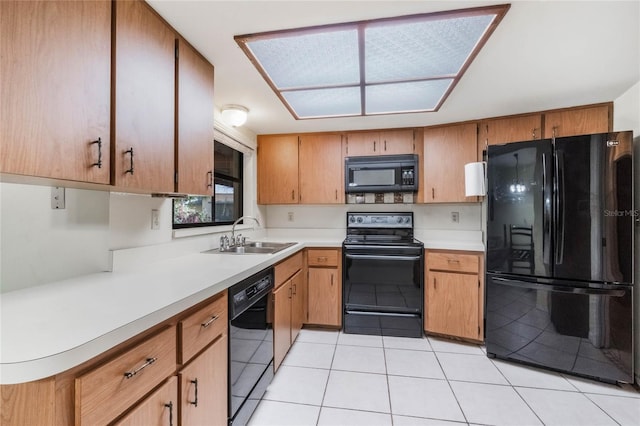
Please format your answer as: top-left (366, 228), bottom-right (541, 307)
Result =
top-left (343, 244), bottom-right (424, 337)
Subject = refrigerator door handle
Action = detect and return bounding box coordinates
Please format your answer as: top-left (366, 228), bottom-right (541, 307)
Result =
top-left (554, 151), bottom-right (565, 265)
top-left (542, 153), bottom-right (551, 266)
top-left (491, 277), bottom-right (626, 296)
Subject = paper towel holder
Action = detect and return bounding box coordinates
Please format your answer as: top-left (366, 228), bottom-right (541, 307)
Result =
top-left (464, 162), bottom-right (486, 197)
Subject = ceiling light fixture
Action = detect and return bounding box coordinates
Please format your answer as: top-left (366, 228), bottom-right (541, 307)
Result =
top-left (220, 105), bottom-right (249, 127)
top-left (235, 4), bottom-right (510, 120)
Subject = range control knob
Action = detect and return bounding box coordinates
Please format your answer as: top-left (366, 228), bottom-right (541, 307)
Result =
top-left (356, 216), bottom-right (364, 223)
top-left (404, 217), bottom-right (411, 223)
top-left (349, 216), bottom-right (356, 223)
top-left (396, 217), bottom-right (403, 223)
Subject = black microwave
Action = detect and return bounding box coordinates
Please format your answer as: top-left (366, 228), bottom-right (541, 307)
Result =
top-left (345, 154), bottom-right (419, 193)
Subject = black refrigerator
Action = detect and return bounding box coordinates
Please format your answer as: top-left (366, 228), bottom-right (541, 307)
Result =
top-left (485, 131), bottom-right (635, 384)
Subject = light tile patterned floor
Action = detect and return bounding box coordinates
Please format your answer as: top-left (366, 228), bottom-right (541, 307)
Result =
top-left (249, 329), bottom-right (640, 426)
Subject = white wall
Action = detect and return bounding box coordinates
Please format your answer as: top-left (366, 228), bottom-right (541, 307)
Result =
top-left (613, 80), bottom-right (640, 384)
top-left (0, 183), bottom-right (110, 292)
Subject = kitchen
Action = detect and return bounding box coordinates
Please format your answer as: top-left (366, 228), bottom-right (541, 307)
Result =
top-left (1, 1), bottom-right (639, 425)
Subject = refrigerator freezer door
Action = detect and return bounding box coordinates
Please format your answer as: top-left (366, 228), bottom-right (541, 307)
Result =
top-left (553, 132), bottom-right (634, 284)
top-left (485, 274), bottom-right (634, 383)
top-left (487, 140), bottom-right (553, 278)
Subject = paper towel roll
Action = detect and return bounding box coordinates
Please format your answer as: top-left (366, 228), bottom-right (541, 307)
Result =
top-left (464, 162), bottom-right (486, 196)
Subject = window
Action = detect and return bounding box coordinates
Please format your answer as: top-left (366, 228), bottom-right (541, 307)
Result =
top-left (173, 141), bottom-right (243, 228)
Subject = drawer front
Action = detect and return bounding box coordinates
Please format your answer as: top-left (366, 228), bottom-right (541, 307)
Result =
top-left (75, 326), bottom-right (177, 426)
top-left (427, 252), bottom-right (479, 273)
top-left (275, 251), bottom-right (303, 287)
top-left (179, 290), bottom-right (228, 364)
top-left (307, 248), bottom-right (339, 267)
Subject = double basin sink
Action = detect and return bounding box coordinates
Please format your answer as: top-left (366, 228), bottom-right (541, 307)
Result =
top-left (204, 241), bottom-right (297, 255)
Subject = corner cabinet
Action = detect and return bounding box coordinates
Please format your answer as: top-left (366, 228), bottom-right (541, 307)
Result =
top-left (113, 0), bottom-right (175, 193)
top-left (257, 135), bottom-right (299, 204)
top-left (423, 123), bottom-right (478, 203)
top-left (306, 248), bottom-right (342, 327)
top-left (176, 38), bottom-right (215, 196)
top-left (424, 250), bottom-right (484, 342)
top-left (0, 0), bottom-right (111, 184)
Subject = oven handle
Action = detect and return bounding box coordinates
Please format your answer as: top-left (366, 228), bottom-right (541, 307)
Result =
top-left (491, 277), bottom-right (627, 297)
top-left (345, 253), bottom-right (422, 262)
top-left (345, 310), bottom-right (420, 318)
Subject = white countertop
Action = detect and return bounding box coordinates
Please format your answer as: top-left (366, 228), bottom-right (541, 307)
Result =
top-left (0, 236), bottom-right (482, 385)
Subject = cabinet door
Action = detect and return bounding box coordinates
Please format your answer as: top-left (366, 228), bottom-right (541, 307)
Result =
top-left (307, 268), bottom-right (341, 326)
top-left (0, 0), bottom-right (111, 184)
top-left (299, 134), bottom-right (343, 204)
top-left (425, 271), bottom-right (480, 340)
top-left (543, 104), bottom-right (611, 138)
top-left (114, 0), bottom-right (175, 193)
top-left (479, 115), bottom-right (542, 146)
top-left (345, 132), bottom-right (378, 156)
top-left (115, 376), bottom-right (177, 426)
top-left (380, 129), bottom-right (415, 154)
top-left (257, 135), bottom-right (299, 204)
top-left (180, 336), bottom-right (228, 426)
top-left (273, 282), bottom-right (292, 371)
top-left (176, 39), bottom-right (215, 196)
top-left (290, 271), bottom-right (304, 343)
top-left (423, 123), bottom-right (478, 203)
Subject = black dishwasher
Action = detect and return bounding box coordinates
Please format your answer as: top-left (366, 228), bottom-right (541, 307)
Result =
top-left (228, 267), bottom-right (274, 425)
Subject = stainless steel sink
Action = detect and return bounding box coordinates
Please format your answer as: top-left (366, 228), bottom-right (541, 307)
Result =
top-left (203, 241), bottom-right (296, 255)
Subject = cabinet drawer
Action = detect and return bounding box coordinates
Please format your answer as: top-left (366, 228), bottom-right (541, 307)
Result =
top-left (427, 252), bottom-right (478, 273)
top-left (179, 290), bottom-right (228, 364)
top-left (307, 249), bottom-right (339, 267)
top-left (75, 326), bottom-right (177, 426)
top-left (275, 251), bottom-right (303, 287)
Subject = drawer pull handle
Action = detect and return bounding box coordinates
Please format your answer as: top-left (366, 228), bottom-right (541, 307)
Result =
top-left (292, 284), bottom-right (297, 295)
top-left (447, 259), bottom-right (460, 264)
top-left (124, 357), bottom-right (157, 379)
top-left (164, 401), bottom-right (174, 426)
top-left (201, 315), bottom-right (219, 328)
top-left (189, 378), bottom-right (199, 407)
top-left (318, 256), bottom-right (328, 262)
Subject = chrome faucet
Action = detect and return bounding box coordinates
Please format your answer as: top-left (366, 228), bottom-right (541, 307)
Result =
top-left (231, 216), bottom-right (260, 245)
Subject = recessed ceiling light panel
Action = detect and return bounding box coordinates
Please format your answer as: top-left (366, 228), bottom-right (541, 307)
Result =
top-left (236, 4), bottom-right (510, 119)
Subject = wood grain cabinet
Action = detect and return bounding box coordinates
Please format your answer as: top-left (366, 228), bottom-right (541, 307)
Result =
top-left (344, 129), bottom-right (416, 156)
top-left (176, 38), bottom-right (215, 196)
top-left (273, 253), bottom-right (304, 370)
top-left (424, 250), bottom-right (484, 342)
top-left (114, 376), bottom-right (178, 426)
top-left (306, 248), bottom-right (342, 327)
top-left (299, 134), bottom-right (344, 204)
top-left (543, 103), bottom-right (611, 138)
top-left (113, 0), bottom-right (175, 193)
top-left (0, 0), bottom-right (111, 184)
top-left (179, 335), bottom-right (228, 426)
top-left (257, 134), bottom-right (299, 204)
top-left (423, 123), bottom-right (478, 203)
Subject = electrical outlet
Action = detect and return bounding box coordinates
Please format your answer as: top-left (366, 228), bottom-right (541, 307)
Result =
top-left (287, 211), bottom-right (294, 222)
top-left (151, 209), bottom-right (160, 230)
top-left (451, 211), bottom-right (459, 223)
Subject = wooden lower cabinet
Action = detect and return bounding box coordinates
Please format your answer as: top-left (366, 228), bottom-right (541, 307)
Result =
top-left (306, 248), bottom-right (342, 327)
top-left (179, 335), bottom-right (228, 426)
top-left (114, 376), bottom-right (178, 426)
top-left (424, 250), bottom-right (484, 342)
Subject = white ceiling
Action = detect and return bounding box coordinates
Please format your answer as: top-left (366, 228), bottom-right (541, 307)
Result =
top-left (147, 0), bottom-right (640, 136)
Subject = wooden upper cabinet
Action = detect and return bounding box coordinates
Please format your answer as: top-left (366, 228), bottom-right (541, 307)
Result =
top-left (423, 123), bottom-right (478, 203)
top-left (113, 0), bottom-right (175, 193)
top-left (176, 39), bottom-right (215, 196)
top-left (0, 0), bottom-right (111, 184)
top-left (379, 129), bottom-right (416, 154)
top-left (479, 114), bottom-right (542, 146)
top-left (543, 104), bottom-right (611, 138)
top-left (345, 129), bottom-right (416, 156)
top-left (299, 134), bottom-right (343, 204)
top-left (257, 135), bottom-right (299, 204)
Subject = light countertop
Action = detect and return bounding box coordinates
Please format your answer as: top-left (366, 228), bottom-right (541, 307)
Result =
top-left (0, 236), bottom-right (482, 385)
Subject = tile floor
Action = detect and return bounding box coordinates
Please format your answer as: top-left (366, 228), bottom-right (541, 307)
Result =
top-left (248, 329), bottom-right (640, 426)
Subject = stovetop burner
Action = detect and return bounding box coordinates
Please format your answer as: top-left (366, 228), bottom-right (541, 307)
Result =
top-left (344, 212), bottom-right (422, 247)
